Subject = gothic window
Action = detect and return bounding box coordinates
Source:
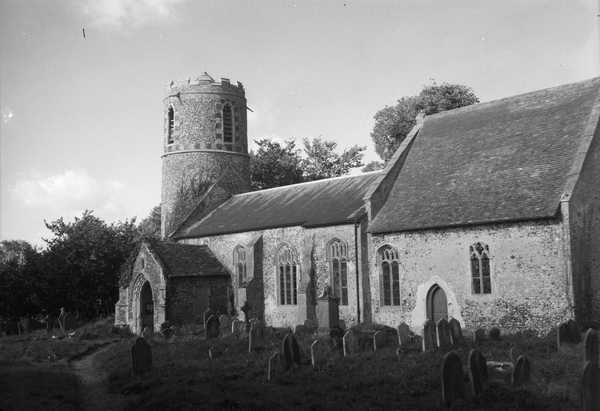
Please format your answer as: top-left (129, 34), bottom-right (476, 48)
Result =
top-left (470, 242), bottom-right (491, 294)
top-left (234, 246), bottom-right (247, 285)
top-left (276, 244), bottom-right (298, 305)
top-left (167, 105), bottom-right (174, 144)
top-left (378, 245), bottom-right (400, 306)
top-left (328, 239), bottom-right (348, 305)
top-left (223, 103), bottom-right (233, 148)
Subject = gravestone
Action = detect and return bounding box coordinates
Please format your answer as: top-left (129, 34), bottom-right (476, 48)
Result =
top-left (203, 308), bottom-right (214, 330)
top-left (131, 337), bottom-right (152, 376)
top-left (219, 314), bottom-right (232, 336)
top-left (441, 351), bottom-right (466, 407)
top-left (267, 352), bottom-right (279, 382)
top-left (583, 329), bottom-right (599, 366)
top-left (468, 349), bottom-right (488, 397)
top-left (310, 339), bottom-right (319, 369)
top-left (206, 315), bottom-right (220, 339)
top-left (448, 318), bottom-right (463, 345)
top-left (316, 292), bottom-right (340, 331)
top-left (329, 327), bottom-right (344, 352)
top-left (473, 328), bottom-right (486, 346)
top-left (281, 333), bottom-right (301, 370)
top-left (558, 319), bottom-right (581, 347)
top-left (397, 322), bottom-right (411, 347)
top-left (581, 360), bottom-right (600, 411)
top-left (248, 320), bottom-right (265, 353)
top-left (342, 330), bottom-right (354, 356)
top-left (511, 355), bottom-right (530, 387)
top-left (373, 331), bottom-right (384, 351)
top-left (231, 319), bottom-right (245, 337)
top-left (422, 320), bottom-right (437, 352)
top-left (436, 319), bottom-right (451, 349)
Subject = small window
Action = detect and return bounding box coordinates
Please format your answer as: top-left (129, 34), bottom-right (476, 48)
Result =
top-left (378, 245), bottom-right (401, 306)
top-left (276, 244), bottom-right (298, 305)
top-left (223, 104), bottom-right (233, 143)
top-left (470, 242), bottom-right (491, 294)
top-left (328, 239), bottom-right (349, 305)
top-left (167, 106), bottom-right (174, 144)
top-left (234, 246), bottom-right (247, 285)
top-left (140, 257), bottom-right (145, 269)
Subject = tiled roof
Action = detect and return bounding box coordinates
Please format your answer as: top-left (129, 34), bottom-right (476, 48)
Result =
top-left (369, 77), bottom-right (600, 233)
top-left (147, 239), bottom-right (230, 277)
top-left (173, 172), bottom-right (383, 238)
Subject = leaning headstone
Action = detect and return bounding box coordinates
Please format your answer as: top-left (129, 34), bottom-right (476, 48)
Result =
top-left (473, 328), bottom-right (486, 346)
top-left (468, 349), bottom-right (488, 397)
top-left (267, 352), bottom-right (279, 382)
top-left (131, 337), bottom-right (152, 376)
top-left (206, 315), bottom-right (220, 339)
top-left (583, 329), bottom-right (599, 366)
top-left (448, 318), bottom-right (463, 345)
top-left (397, 322), bottom-right (411, 347)
top-left (581, 360), bottom-right (600, 411)
top-left (310, 340), bottom-right (319, 369)
top-left (422, 320), bottom-right (437, 352)
top-left (511, 355), bottom-right (531, 387)
top-left (219, 314), bottom-right (232, 336)
top-left (436, 319), bottom-right (451, 349)
top-left (441, 351), bottom-right (466, 407)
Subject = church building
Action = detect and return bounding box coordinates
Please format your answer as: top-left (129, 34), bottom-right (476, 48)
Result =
top-left (115, 73), bottom-right (600, 335)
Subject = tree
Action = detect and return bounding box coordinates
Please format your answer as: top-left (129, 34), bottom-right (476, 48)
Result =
top-left (0, 241), bottom-right (43, 318)
top-left (301, 138), bottom-right (365, 181)
top-left (138, 205), bottom-right (161, 239)
top-left (371, 82), bottom-right (479, 161)
top-left (362, 161), bottom-right (385, 172)
top-left (250, 139), bottom-right (304, 190)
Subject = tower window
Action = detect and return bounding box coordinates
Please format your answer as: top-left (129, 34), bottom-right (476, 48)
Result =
top-left (328, 239), bottom-right (348, 305)
top-left (167, 106), bottom-right (174, 144)
top-left (470, 242), bottom-right (491, 294)
top-left (378, 245), bottom-right (401, 306)
top-left (223, 104), bottom-right (233, 144)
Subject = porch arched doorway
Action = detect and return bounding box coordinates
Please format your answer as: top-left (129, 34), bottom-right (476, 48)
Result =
top-left (139, 281), bottom-right (154, 331)
top-left (426, 284), bottom-right (448, 324)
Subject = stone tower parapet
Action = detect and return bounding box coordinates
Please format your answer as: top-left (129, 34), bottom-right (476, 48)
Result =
top-left (161, 72), bottom-right (251, 238)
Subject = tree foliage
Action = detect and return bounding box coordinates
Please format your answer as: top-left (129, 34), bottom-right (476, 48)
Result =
top-left (371, 82), bottom-right (479, 161)
top-left (250, 137), bottom-right (365, 189)
top-left (138, 205), bottom-right (162, 239)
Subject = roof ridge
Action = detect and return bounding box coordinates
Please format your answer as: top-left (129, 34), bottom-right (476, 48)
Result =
top-left (427, 76), bottom-right (600, 120)
top-left (232, 171), bottom-right (383, 198)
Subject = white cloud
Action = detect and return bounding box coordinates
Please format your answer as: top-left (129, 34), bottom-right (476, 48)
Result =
top-left (79, 0), bottom-right (188, 29)
top-left (12, 170), bottom-right (129, 221)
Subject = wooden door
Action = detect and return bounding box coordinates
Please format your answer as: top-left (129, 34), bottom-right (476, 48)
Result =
top-left (427, 285), bottom-right (448, 323)
top-left (140, 282), bottom-right (154, 331)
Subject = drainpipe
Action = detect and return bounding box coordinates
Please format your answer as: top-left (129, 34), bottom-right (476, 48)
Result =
top-left (354, 222), bottom-right (361, 323)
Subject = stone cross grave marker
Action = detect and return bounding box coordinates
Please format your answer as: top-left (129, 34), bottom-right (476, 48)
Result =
top-left (310, 339), bottom-right (319, 369)
top-left (267, 352), bottom-right (279, 383)
top-left (583, 328), bottom-right (599, 366)
top-left (422, 320), bottom-right (437, 352)
top-left (473, 328), bottom-right (486, 346)
top-left (397, 322), bottom-right (411, 347)
top-left (436, 318), bottom-right (451, 349)
top-left (468, 349), bottom-right (488, 397)
top-left (131, 337), bottom-right (152, 376)
top-left (448, 318), bottom-right (463, 345)
top-left (219, 314), bottom-right (231, 337)
top-left (581, 360), bottom-right (600, 411)
top-left (441, 351), bottom-right (466, 407)
top-left (511, 355), bottom-right (530, 387)
top-left (206, 315), bottom-right (220, 339)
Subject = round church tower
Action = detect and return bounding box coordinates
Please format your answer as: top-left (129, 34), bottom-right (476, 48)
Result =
top-left (161, 72), bottom-right (250, 238)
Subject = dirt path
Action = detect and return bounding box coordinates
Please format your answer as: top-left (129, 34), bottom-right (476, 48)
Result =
top-left (70, 342), bottom-right (128, 411)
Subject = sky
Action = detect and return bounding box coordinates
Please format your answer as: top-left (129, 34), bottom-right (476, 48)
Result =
top-left (0, 0), bottom-right (598, 246)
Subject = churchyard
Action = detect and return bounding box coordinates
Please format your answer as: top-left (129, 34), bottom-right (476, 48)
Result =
top-left (1, 314), bottom-right (597, 410)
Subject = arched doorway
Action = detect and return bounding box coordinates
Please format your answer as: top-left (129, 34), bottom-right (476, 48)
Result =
top-left (140, 281), bottom-right (154, 331)
top-left (426, 284), bottom-right (448, 323)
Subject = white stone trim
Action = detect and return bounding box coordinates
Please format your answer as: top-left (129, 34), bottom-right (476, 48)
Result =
top-left (410, 276), bottom-right (464, 334)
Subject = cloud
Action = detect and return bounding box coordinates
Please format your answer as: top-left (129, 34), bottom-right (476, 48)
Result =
top-left (12, 170), bottom-right (129, 221)
top-left (79, 0), bottom-right (188, 29)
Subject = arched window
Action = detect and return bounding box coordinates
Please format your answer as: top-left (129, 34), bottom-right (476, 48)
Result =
top-left (222, 103), bottom-right (233, 147)
top-left (233, 246), bottom-right (247, 285)
top-left (167, 106), bottom-right (174, 144)
top-left (328, 239), bottom-right (348, 305)
top-left (378, 245), bottom-right (400, 306)
top-left (276, 244), bottom-right (298, 305)
top-left (470, 242), bottom-right (491, 294)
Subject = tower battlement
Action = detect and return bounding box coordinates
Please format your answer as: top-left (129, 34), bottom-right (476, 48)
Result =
top-left (165, 72), bottom-right (245, 98)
